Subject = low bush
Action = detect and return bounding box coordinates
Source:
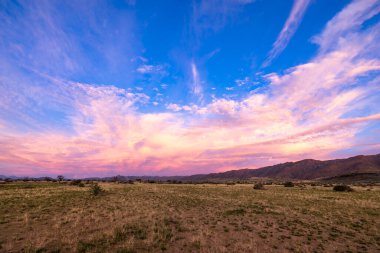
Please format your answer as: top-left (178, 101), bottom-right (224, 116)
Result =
top-left (333, 185), bottom-right (353, 192)
top-left (90, 183), bottom-right (104, 196)
top-left (70, 180), bottom-right (82, 186)
top-left (283, 181), bottom-right (294, 187)
top-left (253, 183), bottom-right (265, 190)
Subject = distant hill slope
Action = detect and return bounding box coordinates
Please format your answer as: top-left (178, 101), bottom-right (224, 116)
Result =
top-left (322, 172), bottom-right (380, 183)
top-left (180, 154), bottom-right (380, 181)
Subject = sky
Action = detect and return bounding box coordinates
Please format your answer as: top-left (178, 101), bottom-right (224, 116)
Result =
top-left (1, 0), bottom-right (380, 178)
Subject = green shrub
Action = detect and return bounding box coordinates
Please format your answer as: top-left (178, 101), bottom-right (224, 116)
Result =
top-left (283, 181), bottom-right (294, 187)
top-left (90, 183), bottom-right (104, 196)
top-left (333, 185), bottom-right (353, 192)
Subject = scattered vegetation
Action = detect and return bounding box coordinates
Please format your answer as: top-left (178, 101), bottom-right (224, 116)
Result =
top-left (0, 181), bottom-right (379, 252)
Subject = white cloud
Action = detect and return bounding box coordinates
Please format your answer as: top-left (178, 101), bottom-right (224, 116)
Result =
top-left (131, 56), bottom-right (148, 63)
top-left (191, 62), bottom-right (203, 98)
top-left (166, 103), bottom-right (182, 112)
top-left (263, 0), bottom-right (311, 67)
top-left (313, 0), bottom-right (380, 52)
top-left (136, 64), bottom-right (167, 75)
top-left (235, 77), bottom-right (251, 86)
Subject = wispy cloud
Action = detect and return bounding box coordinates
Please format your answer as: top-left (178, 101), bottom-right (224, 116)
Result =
top-left (312, 0), bottom-right (380, 52)
top-left (262, 0), bottom-right (311, 67)
top-left (235, 77), bottom-right (251, 86)
top-left (136, 64), bottom-right (167, 75)
top-left (181, 1), bottom-right (255, 103)
top-left (190, 0), bottom-right (255, 37)
top-left (191, 62), bottom-right (203, 99)
top-left (0, 0), bottom-right (138, 81)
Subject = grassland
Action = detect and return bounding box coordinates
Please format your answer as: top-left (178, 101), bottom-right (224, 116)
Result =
top-left (0, 182), bottom-right (379, 253)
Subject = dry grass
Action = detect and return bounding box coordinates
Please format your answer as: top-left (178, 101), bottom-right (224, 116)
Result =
top-left (0, 182), bottom-right (379, 252)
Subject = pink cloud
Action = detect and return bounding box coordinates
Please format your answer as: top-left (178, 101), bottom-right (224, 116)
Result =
top-left (1, 0), bottom-right (380, 177)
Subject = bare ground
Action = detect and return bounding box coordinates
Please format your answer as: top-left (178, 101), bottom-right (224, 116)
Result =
top-left (0, 182), bottom-right (379, 252)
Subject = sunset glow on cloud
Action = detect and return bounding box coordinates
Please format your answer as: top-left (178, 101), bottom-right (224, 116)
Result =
top-left (1, 0), bottom-right (380, 177)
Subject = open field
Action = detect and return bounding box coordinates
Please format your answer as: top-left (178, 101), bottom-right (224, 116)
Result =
top-left (0, 182), bottom-right (379, 253)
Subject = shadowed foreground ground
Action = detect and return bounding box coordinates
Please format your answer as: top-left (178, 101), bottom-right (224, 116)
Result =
top-left (0, 182), bottom-right (379, 252)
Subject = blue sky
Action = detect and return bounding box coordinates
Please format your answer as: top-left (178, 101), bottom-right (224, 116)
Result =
top-left (1, 0), bottom-right (351, 107)
top-left (1, 0), bottom-right (380, 177)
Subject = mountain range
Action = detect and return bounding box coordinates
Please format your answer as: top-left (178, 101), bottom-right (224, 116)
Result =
top-left (1, 154), bottom-right (380, 182)
top-left (178, 154), bottom-right (380, 182)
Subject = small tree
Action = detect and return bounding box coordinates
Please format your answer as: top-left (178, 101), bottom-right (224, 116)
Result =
top-left (57, 175), bottom-right (64, 182)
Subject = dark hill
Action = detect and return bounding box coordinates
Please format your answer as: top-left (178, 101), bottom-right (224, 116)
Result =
top-left (180, 154), bottom-right (380, 181)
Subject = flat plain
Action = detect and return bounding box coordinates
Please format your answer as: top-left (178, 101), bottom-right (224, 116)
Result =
top-left (0, 182), bottom-right (379, 253)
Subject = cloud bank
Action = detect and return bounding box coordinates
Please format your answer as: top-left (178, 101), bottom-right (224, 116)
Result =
top-left (0, 0), bottom-right (380, 177)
